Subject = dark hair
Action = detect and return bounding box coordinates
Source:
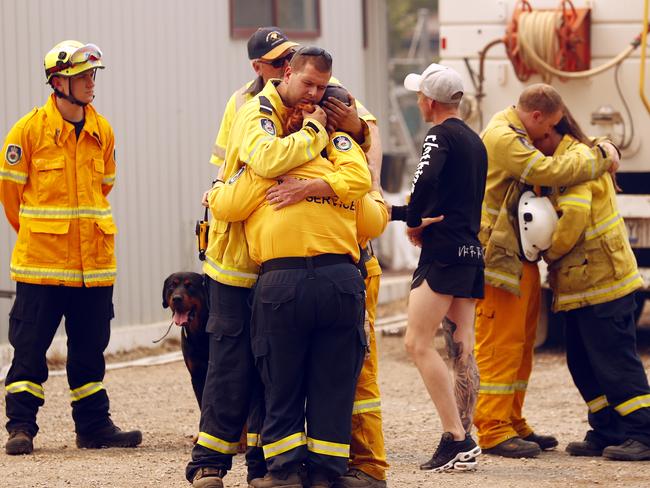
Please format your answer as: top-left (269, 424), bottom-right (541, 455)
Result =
top-left (554, 107), bottom-right (594, 147)
top-left (318, 84), bottom-right (350, 107)
top-left (290, 46), bottom-right (333, 73)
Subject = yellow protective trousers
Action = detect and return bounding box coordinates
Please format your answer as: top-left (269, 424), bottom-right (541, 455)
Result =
top-left (474, 261), bottom-right (540, 449)
top-left (348, 268), bottom-right (389, 480)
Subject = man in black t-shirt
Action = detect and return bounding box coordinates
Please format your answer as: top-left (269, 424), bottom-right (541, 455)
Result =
top-left (391, 63), bottom-right (487, 473)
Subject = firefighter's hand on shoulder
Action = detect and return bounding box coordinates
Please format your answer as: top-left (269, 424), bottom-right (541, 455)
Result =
top-left (406, 215), bottom-right (445, 247)
top-left (303, 105), bottom-right (327, 128)
top-left (600, 141), bottom-right (620, 173)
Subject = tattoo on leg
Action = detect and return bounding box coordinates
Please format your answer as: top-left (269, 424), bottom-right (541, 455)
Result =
top-left (442, 317), bottom-right (480, 433)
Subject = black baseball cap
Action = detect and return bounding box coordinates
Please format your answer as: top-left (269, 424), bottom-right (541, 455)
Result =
top-left (247, 27), bottom-right (299, 60)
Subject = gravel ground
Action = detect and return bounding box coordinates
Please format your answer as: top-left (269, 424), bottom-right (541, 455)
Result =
top-left (1, 334), bottom-right (649, 487)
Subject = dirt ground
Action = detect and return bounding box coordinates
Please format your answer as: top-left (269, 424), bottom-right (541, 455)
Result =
top-left (1, 335), bottom-right (649, 487)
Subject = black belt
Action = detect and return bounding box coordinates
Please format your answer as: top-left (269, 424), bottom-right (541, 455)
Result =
top-left (260, 254), bottom-right (353, 274)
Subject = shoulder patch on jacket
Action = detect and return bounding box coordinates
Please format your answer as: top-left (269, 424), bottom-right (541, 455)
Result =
top-left (517, 136), bottom-right (536, 152)
top-left (333, 135), bottom-right (352, 152)
top-left (259, 96), bottom-right (273, 116)
top-left (227, 165), bottom-right (246, 184)
top-left (5, 144), bottom-right (22, 165)
top-left (260, 118), bottom-right (276, 136)
top-left (509, 124), bottom-right (528, 137)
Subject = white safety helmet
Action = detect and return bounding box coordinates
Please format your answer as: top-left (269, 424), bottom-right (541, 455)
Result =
top-left (518, 191), bottom-right (559, 262)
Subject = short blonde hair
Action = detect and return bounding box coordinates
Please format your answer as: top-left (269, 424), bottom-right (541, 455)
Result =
top-left (517, 83), bottom-right (563, 115)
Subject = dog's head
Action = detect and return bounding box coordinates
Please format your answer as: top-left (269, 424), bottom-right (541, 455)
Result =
top-left (162, 272), bottom-right (208, 330)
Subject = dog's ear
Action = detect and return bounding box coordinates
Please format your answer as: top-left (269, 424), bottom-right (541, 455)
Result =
top-left (162, 275), bottom-right (172, 309)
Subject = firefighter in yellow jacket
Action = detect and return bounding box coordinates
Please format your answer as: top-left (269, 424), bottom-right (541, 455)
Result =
top-left (263, 84), bottom-right (389, 488)
top-left (209, 125), bottom-right (376, 488)
top-left (209, 27), bottom-right (376, 170)
top-left (534, 115), bottom-right (650, 461)
top-left (0, 40), bottom-right (141, 456)
top-left (209, 27), bottom-right (298, 167)
top-left (206, 27), bottom-right (388, 488)
top-left (187, 48), bottom-right (378, 488)
top-left (475, 83), bottom-right (620, 458)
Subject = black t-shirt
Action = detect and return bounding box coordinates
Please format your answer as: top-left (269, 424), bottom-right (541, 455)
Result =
top-left (65, 118), bottom-right (85, 139)
top-left (392, 118), bottom-right (487, 266)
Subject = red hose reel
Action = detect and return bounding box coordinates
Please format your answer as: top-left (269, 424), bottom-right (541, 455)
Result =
top-left (505, 0), bottom-right (591, 81)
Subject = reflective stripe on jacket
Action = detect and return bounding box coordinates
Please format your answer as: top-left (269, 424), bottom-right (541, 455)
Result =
top-left (0, 95), bottom-right (117, 287)
top-left (480, 106), bottom-right (612, 296)
top-left (546, 136), bottom-right (643, 311)
top-left (209, 80), bottom-right (256, 167)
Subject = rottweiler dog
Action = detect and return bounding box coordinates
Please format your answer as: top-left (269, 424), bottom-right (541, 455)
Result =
top-left (162, 272), bottom-right (209, 407)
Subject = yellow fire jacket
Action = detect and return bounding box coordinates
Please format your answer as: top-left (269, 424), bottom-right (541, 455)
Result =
top-left (0, 95), bottom-right (117, 287)
top-left (545, 136), bottom-right (643, 311)
top-left (208, 131), bottom-right (374, 263)
top-left (480, 106), bottom-right (613, 295)
top-left (203, 80), bottom-right (371, 287)
top-left (209, 77), bottom-right (376, 167)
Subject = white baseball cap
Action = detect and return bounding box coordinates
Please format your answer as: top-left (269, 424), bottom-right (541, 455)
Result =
top-left (403, 63), bottom-right (464, 103)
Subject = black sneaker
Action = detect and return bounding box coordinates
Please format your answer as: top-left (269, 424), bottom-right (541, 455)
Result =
top-left (420, 432), bottom-right (481, 472)
top-left (602, 439), bottom-right (650, 461)
top-left (451, 457), bottom-right (477, 472)
top-left (76, 423), bottom-right (142, 449)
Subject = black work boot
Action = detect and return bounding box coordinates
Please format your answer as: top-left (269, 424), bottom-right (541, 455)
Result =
top-left (482, 436), bottom-right (541, 458)
top-left (565, 439), bottom-right (605, 457)
top-left (76, 422), bottom-right (142, 449)
top-left (523, 432), bottom-right (559, 450)
top-left (249, 470), bottom-right (303, 488)
top-left (192, 468), bottom-right (226, 488)
top-left (5, 431), bottom-right (34, 455)
top-left (420, 432), bottom-right (482, 472)
top-left (333, 468), bottom-right (387, 488)
top-left (602, 439), bottom-right (650, 461)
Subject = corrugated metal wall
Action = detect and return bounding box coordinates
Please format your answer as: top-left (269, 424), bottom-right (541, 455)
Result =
top-left (0, 0), bottom-right (387, 343)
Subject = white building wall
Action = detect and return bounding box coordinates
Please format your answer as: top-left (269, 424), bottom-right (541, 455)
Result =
top-left (0, 0), bottom-right (385, 345)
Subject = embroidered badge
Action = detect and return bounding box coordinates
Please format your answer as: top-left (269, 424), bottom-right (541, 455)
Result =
top-left (518, 137), bottom-right (536, 152)
top-left (5, 144), bottom-right (22, 165)
top-left (260, 118), bottom-right (276, 136)
top-left (333, 135), bottom-right (352, 151)
top-left (228, 165), bottom-right (246, 184)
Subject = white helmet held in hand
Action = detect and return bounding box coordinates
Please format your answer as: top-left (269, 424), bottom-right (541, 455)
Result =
top-left (518, 191), bottom-right (559, 262)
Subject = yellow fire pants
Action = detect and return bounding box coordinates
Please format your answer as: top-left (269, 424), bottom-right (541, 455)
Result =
top-left (473, 261), bottom-right (540, 449)
top-left (348, 257), bottom-right (389, 480)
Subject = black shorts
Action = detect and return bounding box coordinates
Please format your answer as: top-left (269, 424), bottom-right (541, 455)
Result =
top-left (410, 261), bottom-right (484, 299)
